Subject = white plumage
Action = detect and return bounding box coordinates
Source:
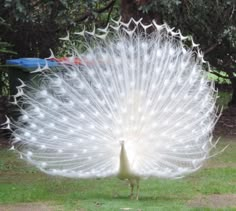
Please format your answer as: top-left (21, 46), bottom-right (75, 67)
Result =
top-left (8, 18), bottom-right (219, 199)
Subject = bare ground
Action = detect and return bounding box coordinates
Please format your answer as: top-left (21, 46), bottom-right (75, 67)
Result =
top-left (188, 194), bottom-right (236, 209)
top-left (0, 202), bottom-right (63, 211)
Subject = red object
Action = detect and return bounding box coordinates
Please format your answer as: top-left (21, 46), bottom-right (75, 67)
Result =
top-left (48, 57), bottom-right (82, 65)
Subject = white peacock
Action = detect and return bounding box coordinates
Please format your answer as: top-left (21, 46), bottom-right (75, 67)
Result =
top-left (6, 18), bottom-right (221, 200)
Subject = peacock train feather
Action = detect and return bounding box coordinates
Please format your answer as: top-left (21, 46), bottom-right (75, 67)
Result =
top-left (5, 18), bottom-right (221, 199)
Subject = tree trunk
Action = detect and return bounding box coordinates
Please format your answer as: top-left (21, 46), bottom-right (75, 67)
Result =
top-left (229, 77), bottom-right (236, 107)
top-left (120, 0), bottom-right (162, 24)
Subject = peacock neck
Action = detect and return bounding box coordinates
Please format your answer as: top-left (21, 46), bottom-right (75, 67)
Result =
top-left (118, 141), bottom-right (132, 179)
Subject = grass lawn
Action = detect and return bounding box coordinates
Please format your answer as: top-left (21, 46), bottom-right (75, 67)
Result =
top-left (0, 137), bottom-right (235, 211)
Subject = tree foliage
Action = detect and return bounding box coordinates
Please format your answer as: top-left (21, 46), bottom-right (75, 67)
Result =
top-left (0, 0), bottom-right (118, 58)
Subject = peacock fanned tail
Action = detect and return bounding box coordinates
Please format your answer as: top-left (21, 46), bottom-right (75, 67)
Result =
top-left (9, 18), bottom-right (219, 179)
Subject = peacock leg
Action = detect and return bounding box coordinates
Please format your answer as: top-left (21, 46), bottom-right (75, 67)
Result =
top-left (135, 179), bottom-right (140, 200)
top-left (128, 179), bottom-right (134, 199)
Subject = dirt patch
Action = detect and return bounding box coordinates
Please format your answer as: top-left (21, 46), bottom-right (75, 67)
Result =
top-left (205, 162), bottom-right (236, 169)
top-left (0, 202), bottom-right (62, 211)
top-left (188, 194), bottom-right (236, 208)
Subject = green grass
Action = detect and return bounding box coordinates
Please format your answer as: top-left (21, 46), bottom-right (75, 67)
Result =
top-left (0, 138), bottom-right (235, 210)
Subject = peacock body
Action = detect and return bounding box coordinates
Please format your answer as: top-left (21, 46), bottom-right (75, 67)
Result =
top-left (7, 18), bottom-right (219, 199)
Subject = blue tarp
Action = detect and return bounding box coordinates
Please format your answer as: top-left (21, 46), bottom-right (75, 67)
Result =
top-left (6, 58), bottom-right (59, 68)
